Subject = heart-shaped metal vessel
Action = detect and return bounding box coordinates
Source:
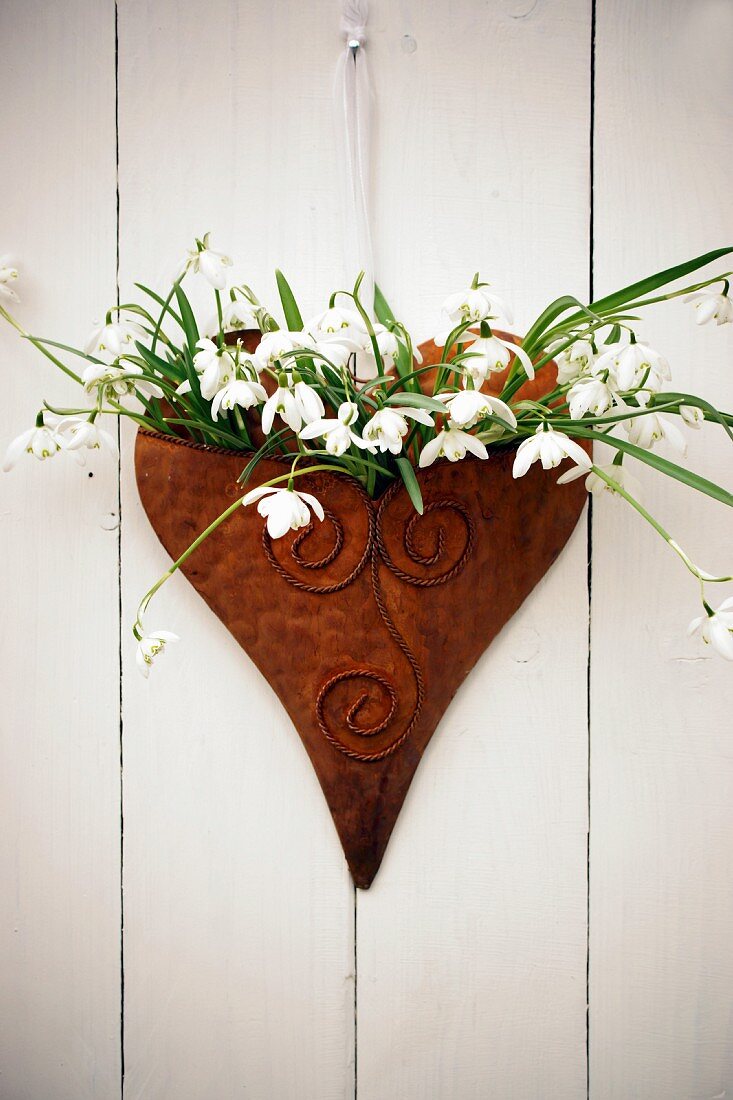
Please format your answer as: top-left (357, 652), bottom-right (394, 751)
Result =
top-left (134, 341), bottom-right (588, 886)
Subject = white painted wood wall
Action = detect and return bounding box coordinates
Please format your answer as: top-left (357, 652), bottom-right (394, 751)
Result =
top-left (1, 1), bottom-right (732, 1096)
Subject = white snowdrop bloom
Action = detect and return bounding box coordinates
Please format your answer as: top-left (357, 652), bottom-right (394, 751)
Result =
top-left (435, 389), bottom-right (517, 431)
top-left (254, 330), bottom-right (314, 372)
top-left (242, 485), bottom-right (325, 540)
top-left (260, 382), bottom-right (302, 434)
top-left (207, 297), bottom-right (260, 335)
top-left (311, 334), bottom-right (356, 372)
top-left (679, 404), bottom-right (704, 429)
top-left (624, 410), bottom-right (686, 454)
top-left (419, 427), bottom-right (489, 467)
top-left (567, 376), bottom-right (615, 419)
top-left (457, 334), bottom-right (511, 385)
top-left (136, 630), bottom-right (179, 678)
top-left (685, 288), bottom-right (733, 326)
top-left (512, 425), bottom-right (592, 479)
top-left (57, 416), bottom-right (118, 456)
top-left (440, 285), bottom-right (513, 331)
top-left (299, 401), bottom-right (376, 456)
top-left (595, 339), bottom-right (671, 393)
top-left (557, 461), bottom-right (643, 500)
top-left (292, 379), bottom-right (325, 425)
top-left (362, 406), bottom-right (434, 455)
top-left (688, 598), bottom-right (733, 661)
top-left (458, 331), bottom-right (535, 382)
top-left (3, 419), bottom-right (64, 470)
top-left (191, 338), bottom-right (236, 401)
top-left (210, 379), bottom-right (267, 420)
top-left (0, 255), bottom-right (20, 303)
top-left (306, 305), bottom-right (366, 339)
top-left (82, 361), bottom-right (163, 400)
top-left (84, 318), bottom-right (146, 361)
top-left (179, 232), bottom-right (232, 289)
top-left (350, 324), bottom-right (404, 380)
top-left (554, 339), bottom-right (596, 385)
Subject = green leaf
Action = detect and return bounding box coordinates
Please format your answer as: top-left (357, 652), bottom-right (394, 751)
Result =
top-left (523, 295), bottom-right (599, 355)
top-left (173, 283), bottom-right (200, 352)
top-left (23, 335), bottom-right (102, 364)
top-left (275, 270), bottom-right (304, 330)
top-left (385, 392), bottom-right (445, 414)
top-left (396, 457), bottom-right (424, 515)
top-left (134, 341), bottom-right (185, 383)
top-left (134, 283), bottom-right (184, 330)
top-left (589, 246), bottom-right (733, 315)
top-left (373, 283), bottom-right (396, 326)
top-left (573, 427), bottom-right (733, 508)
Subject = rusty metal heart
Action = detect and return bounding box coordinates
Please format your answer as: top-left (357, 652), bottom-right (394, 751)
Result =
top-left (134, 340), bottom-right (588, 887)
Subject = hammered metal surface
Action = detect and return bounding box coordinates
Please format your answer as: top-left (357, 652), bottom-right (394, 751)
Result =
top-left (134, 338), bottom-right (589, 886)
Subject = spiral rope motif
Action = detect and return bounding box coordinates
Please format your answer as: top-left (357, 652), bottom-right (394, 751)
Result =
top-left (375, 484), bottom-right (476, 588)
top-left (141, 432), bottom-right (475, 765)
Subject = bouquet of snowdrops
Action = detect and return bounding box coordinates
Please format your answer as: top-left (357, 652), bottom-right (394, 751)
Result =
top-left (2, 236), bottom-right (732, 675)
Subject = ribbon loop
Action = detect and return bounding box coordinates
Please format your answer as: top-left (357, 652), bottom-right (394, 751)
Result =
top-left (334, 0), bottom-right (374, 314)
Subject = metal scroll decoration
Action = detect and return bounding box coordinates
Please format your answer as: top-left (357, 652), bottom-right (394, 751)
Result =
top-left (134, 341), bottom-right (589, 888)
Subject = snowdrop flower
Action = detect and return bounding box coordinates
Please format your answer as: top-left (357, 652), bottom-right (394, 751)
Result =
top-left (685, 287), bottom-right (733, 326)
top-left (440, 284), bottom-right (513, 331)
top-left (624, 410), bottom-right (686, 454)
top-left (82, 361), bottom-right (163, 400)
top-left (456, 331), bottom-right (535, 382)
top-left (136, 630), bottom-right (179, 678)
top-left (0, 255), bottom-right (20, 303)
top-left (254, 330), bottom-right (314, 372)
top-left (84, 317), bottom-right (146, 361)
top-left (3, 417), bottom-right (64, 470)
top-left (207, 296), bottom-right (260, 335)
top-left (435, 389), bottom-right (517, 431)
top-left (190, 338), bottom-right (236, 401)
top-left (512, 425), bottom-right (592, 479)
top-left (292, 379), bottom-right (325, 424)
top-left (595, 339), bottom-right (671, 394)
top-left (687, 598), bottom-right (733, 661)
top-left (362, 406), bottom-right (434, 455)
top-left (58, 416), bottom-right (118, 456)
top-left (261, 379), bottom-right (302, 434)
top-left (679, 404), bottom-right (704, 429)
top-left (210, 379), bottom-right (267, 420)
top-left (419, 427), bottom-right (489, 467)
top-left (299, 401), bottom-right (376, 456)
top-left (242, 485), bottom-right (324, 540)
top-left (554, 339), bottom-right (596, 385)
top-left (557, 461), bottom-right (643, 500)
top-left (307, 305), bottom-right (366, 340)
top-left (457, 334), bottom-right (511, 385)
top-left (179, 233), bottom-right (232, 289)
top-left (567, 376), bottom-right (615, 419)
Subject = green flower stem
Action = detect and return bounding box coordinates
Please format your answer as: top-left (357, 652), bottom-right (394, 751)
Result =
top-left (589, 463), bottom-right (731, 585)
top-left (0, 304), bottom-right (82, 384)
top-left (135, 493), bottom-right (245, 636)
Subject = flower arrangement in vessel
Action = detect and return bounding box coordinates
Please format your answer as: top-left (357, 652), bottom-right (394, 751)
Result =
top-left (3, 238), bottom-right (733, 884)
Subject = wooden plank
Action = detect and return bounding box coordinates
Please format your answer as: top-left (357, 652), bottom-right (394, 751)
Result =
top-left (358, 2), bottom-right (592, 1097)
top-left (0, 2), bottom-right (120, 1097)
top-left (117, 2), bottom-right (354, 1096)
top-left (591, 1), bottom-right (733, 1096)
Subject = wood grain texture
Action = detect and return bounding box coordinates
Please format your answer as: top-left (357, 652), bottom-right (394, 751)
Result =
top-left (358, 2), bottom-right (592, 1097)
top-left (0, 2), bottom-right (120, 1097)
top-left (117, 3), bottom-right (354, 1097)
top-left (2, 1), bottom-right (733, 1096)
top-left (591, 1), bottom-right (733, 1096)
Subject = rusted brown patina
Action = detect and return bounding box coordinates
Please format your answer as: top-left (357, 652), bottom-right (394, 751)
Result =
top-left (134, 336), bottom-right (589, 886)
